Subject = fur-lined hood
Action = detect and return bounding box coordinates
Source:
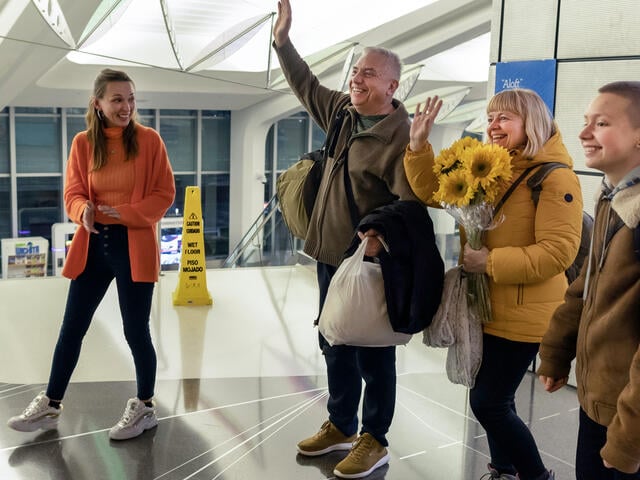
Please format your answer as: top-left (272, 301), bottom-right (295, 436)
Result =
top-left (611, 181), bottom-right (640, 228)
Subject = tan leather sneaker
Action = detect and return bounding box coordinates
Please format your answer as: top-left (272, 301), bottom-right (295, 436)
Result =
top-left (333, 432), bottom-right (390, 478)
top-left (297, 420), bottom-right (356, 456)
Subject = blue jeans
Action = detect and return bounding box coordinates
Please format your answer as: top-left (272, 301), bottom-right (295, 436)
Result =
top-left (577, 408), bottom-right (640, 480)
top-left (47, 223), bottom-right (156, 401)
top-left (317, 262), bottom-right (396, 447)
top-left (469, 334), bottom-right (547, 480)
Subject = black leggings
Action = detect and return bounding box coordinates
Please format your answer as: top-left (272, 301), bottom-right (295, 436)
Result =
top-left (46, 224), bottom-right (156, 401)
top-left (469, 334), bottom-right (546, 480)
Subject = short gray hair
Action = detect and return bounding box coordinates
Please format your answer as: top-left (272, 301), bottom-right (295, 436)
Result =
top-left (361, 46), bottom-right (402, 81)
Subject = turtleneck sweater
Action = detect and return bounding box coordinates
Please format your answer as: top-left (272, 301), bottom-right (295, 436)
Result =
top-left (91, 127), bottom-right (135, 224)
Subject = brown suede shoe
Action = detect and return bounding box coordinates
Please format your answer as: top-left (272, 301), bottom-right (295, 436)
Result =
top-left (297, 420), bottom-right (356, 456)
top-left (333, 433), bottom-right (389, 478)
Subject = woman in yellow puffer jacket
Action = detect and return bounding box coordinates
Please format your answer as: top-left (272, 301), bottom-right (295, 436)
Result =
top-left (404, 89), bottom-right (583, 480)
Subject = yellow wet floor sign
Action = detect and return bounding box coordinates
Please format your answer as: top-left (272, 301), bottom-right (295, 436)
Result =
top-left (172, 186), bottom-right (213, 306)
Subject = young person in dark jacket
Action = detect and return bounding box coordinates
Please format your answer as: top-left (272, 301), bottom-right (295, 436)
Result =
top-left (538, 81), bottom-right (640, 480)
top-left (273, 1), bottom-right (427, 478)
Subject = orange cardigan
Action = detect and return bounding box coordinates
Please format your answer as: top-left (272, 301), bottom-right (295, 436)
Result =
top-left (62, 124), bottom-right (176, 282)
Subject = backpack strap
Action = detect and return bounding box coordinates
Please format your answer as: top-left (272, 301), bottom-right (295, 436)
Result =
top-left (324, 108), bottom-right (347, 159)
top-left (634, 224), bottom-right (640, 262)
top-left (492, 166), bottom-right (537, 219)
top-left (526, 162), bottom-right (569, 207)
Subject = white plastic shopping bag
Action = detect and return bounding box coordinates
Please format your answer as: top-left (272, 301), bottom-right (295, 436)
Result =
top-left (318, 237), bottom-right (412, 347)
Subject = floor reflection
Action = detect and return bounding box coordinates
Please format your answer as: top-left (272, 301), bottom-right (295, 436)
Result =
top-left (0, 266), bottom-right (579, 479)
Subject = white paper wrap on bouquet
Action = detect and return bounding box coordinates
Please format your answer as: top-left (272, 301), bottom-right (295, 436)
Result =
top-left (318, 238), bottom-right (412, 347)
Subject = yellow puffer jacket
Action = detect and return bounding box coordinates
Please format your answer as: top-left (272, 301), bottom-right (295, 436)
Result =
top-left (404, 132), bottom-right (583, 342)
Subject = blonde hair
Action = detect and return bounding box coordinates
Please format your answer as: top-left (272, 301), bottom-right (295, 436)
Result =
top-left (487, 88), bottom-right (556, 158)
top-left (86, 68), bottom-right (139, 170)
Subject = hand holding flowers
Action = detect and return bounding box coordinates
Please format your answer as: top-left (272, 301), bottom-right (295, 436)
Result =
top-left (431, 136), bottom-right (512, 323)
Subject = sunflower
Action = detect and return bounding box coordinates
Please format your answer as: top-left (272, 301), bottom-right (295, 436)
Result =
top-left (433, 147), bottom-right (460, 176)
top-left (451, 136), bottom-right (482, 156)
top-left (463, 144), bottom-right (512, 197)
top-left (433, 169), bottom-right (475, 207)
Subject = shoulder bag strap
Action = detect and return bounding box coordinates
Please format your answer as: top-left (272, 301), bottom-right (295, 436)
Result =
top-left (342, 150), bottom-right (359, 229)
top-left (526, 162), bottom-right (568, 207)
top-left (326, 108), bottom-right (358, 228)
top-left (323, 108), bottom-right (347, 159)
top-left (492, 166), bottom-right (536, 220)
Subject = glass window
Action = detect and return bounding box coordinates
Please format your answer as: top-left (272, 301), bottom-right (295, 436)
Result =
top-left (0, 177), bottom-right (9, 277)
top-left (160, 109), bottom-right (196, 116)
top-left (160, 117), bottom-right (196, 172)
top-left (264, 125), bottom-right (275, 203)
top-left (202, 112), bottom-right (230, 171)
top-left (0, 113), bottom-right (8, 174)
top-left (16, 115), bottom-right (62, 174)
top-left (66, 116), bottom-right (86, 153)
top-left (170, 174), bottom-right (195, 217)
top-left (276, 115), bottom-right (308, 170)
top-left (312, 121), bottom-right (325, 151)
top-left (15, 107), bottom-right (58, 114)
top-left (201, 173), bottom-right (229, 258)
top-left (0, 177), bottom-right (10, 239)
top-left (136, 109), bottom-right (155, 127)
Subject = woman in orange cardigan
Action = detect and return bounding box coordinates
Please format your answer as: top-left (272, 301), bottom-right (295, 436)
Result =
top-left (7, 69), bottom-right (175, 441)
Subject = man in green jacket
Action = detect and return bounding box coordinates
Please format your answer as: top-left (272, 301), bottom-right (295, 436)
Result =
top-left (273, 1), bottom-right (419, 478)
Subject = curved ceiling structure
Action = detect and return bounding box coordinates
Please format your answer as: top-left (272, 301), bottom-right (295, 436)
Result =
top-left (0, 0), bottom-right (492, 124)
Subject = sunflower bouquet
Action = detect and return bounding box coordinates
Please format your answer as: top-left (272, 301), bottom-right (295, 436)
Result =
top-left (432, 136), bottom-right (512, 323)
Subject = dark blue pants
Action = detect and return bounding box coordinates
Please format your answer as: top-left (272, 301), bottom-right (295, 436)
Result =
top-left (577, 408), bottom-right (640, 480)
top-left (317, 262), bottom-right (396, 447)
top-left (47, 224), bottom-right (156, 401)
top-left (469, 334), bottom-right (547, 480)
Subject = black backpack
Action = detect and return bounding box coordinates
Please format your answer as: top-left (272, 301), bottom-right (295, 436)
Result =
top-left (526, 163), bottom-right (594, 284)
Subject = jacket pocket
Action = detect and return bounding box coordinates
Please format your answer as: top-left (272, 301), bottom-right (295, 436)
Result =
top-left (521, 275), bottom-right (566, 304)
top-left (517, 284), bottom-right (524, 305)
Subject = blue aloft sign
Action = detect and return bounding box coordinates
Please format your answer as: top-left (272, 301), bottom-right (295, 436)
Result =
top-left (495, 59), bottom-right (557, 114)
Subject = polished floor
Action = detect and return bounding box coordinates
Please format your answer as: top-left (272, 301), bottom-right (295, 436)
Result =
top-left (0, 265), bottom-right (579, 479)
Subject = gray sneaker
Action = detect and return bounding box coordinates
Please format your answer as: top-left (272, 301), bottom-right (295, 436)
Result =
top-left (480, 463), bottom-right (517, 479)
top-left (7, 391), bottom-right (62, 432)
top-left (109, 398), bottom-right (158, 441)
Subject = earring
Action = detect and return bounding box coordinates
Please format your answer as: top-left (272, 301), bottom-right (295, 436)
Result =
top-left (96, 109), bottom-right (103, 120)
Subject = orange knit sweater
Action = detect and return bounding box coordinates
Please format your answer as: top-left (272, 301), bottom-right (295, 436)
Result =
top-left (63, 124), bottom-right (175, 282)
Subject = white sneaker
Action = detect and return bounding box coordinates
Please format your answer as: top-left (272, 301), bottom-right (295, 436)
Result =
top-left (109, 398), bottom-right (158, 441)
top-left (7, 391), bottom-right (62, 432)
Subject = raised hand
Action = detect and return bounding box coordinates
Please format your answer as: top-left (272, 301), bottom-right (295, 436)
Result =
top-left (409, 96), bottom-right (443, 151)
top-left (273, 0), bottom-right (292, 47)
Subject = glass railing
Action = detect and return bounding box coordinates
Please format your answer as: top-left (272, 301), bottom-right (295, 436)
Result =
top-left (222, 195), bottom-right (311, 268)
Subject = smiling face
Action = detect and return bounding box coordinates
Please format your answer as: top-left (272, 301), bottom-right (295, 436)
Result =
top-left (94, 81), bottom-right (136, 128)
top-left (580, 92), bottom-right (640, 186)
top-left (348, 51), bottom-right (399, 116)
top-left (486, 110), bottom-right (527, 150)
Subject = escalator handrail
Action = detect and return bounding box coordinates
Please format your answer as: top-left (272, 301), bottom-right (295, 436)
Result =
top-left (222, 195), bottom-right (279, 268)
